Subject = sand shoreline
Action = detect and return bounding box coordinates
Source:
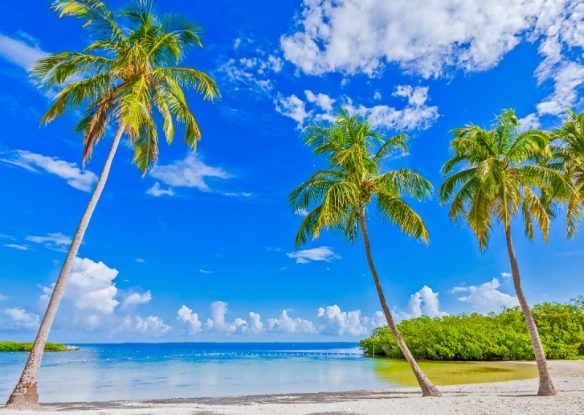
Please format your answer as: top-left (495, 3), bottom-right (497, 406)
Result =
top-left (2, 360), bottom-right (583, 414)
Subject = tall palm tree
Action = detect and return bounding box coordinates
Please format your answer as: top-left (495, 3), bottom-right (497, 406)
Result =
top-left (7, 0), bottom-right (218, 408)
top-left (439, 109), bottom-right (571, 396)
top-left (550, 109), bottom-right (584, 236)
top-left (290, 110), bottom-right (441, 397)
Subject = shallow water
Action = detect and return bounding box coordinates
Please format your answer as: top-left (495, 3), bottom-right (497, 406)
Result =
top-left (0, 343), bottom-right (537, 403)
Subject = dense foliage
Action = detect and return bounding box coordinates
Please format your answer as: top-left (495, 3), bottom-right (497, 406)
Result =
top-left (360, 299), bottom-right (584, 361)
top-left (0, 342), bottom-right (72, 352)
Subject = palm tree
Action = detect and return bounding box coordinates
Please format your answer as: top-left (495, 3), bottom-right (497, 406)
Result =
top-left (7, 0), bottom-right (218, 408)
top-left (290, 110), bottom-right (441, 397)
top-left (550, 109), bottom-right (584, 236)
top-left (439, 109), bottom-right (571, 396)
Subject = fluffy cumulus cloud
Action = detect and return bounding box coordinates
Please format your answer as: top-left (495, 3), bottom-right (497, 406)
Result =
top-left (175, 301), bottom-right (387, 337)
top-left (408, 285), bottom-right (448, 318)
top-left (3, 307), bottom-right (39, 329)
top-left (177, 305), bottom-right (203, 334)
top-left (0, 32), bottom-right (48, 70)
top-left (394, 285), bottom-right (448, 321)
top-left (39, 257), bottom-right (169, 335)
top-left (148, 152), bottom-right (234, 195)
top-left (121, 290), bottom-right (152, 308)
top-left (281, 0), bottom-right (583, 125)
top-left (276, 85), bottom-right (439, 130)
top-left (452, 278), bottom-right (519, 313)
top-left (287, 246), bottom-right (339, 264)
top-left (317, 305), bottom-right (369, 336)
top-left (267, 310), bottom-right (317, 334)
top-left (0, 150), bottom-right (97, 192)
top-left (281, 0), bottom-right (579, 77)
top-left (64, 258), bottom-right (120, 316)
top-left (205, 301), bottom-right (237, 333)
top-left (123, 315), bottom-right (171, 336)
top-left (177, 302), bottom-right (269, 335)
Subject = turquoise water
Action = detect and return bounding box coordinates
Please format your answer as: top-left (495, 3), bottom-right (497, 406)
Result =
top-left (0, 343), bottom-right (382, 403)
top-left (0, 343), bottom-right (538, 403)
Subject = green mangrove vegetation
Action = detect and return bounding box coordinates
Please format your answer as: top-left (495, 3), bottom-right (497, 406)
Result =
top-left (0, 342), bottom-right (74, 352)
top-left (361, 299), bottom-right (584, 361)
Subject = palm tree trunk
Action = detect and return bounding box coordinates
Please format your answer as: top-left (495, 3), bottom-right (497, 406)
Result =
top-left (504, 226), bottom-right (556, 396)
top-left (358, 205), bottom-right (441, 397)
top-left (6, 125), bottom-right (126, 408)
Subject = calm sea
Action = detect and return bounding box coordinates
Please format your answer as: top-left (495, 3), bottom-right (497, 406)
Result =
top-left (0, 342), bottom-right (387, 403)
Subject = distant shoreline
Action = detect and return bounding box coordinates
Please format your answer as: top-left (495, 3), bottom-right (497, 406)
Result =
top-left (0, 341), bottom-right (78, 352)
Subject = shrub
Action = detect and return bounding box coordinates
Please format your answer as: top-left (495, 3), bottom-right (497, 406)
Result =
top-left (360, 298), bottom-right (584, 360)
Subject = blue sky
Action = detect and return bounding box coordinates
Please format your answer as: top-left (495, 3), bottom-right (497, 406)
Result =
top-left (0, 0), bottom-right (582, 342)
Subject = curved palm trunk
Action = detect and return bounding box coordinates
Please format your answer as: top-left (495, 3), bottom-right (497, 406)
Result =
top-left (504, 227), bottom-right (556, 396)
top-left (358, 206), bottom-right (441, 397)
top-left (6, 125), bottom-right (125, 408)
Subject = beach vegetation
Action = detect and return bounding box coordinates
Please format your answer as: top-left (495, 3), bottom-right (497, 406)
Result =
top-left (0, 342), bottom-right (74, 352)
top-left (361, 298), bottom-right (584, 361)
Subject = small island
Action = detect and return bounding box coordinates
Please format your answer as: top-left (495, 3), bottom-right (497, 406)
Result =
top-left (0, 342), bottom-right (78, 352)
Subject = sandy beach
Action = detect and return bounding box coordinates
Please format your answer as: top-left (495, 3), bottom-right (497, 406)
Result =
top-left (2, 360), bottom-right (582, 415)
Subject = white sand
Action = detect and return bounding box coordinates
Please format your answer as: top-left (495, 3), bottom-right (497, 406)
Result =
top-left (3, 360), bottom-right (583, 415)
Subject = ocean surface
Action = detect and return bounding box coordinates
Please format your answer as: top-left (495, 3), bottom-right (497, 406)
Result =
top-left (0, 342), bottom-right (537, 403)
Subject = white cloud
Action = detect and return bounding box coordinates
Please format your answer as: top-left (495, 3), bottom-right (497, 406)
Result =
top-left (124, 315), bottom-right (171, 336)
top-left (1, 150), bottom-right (97, 192)
top-left (178, 302), bottom-right (263, 335)
top-left (305, 90), bottom-right (336, 112)
top-left (26, 232), bottom-right (72, 252)
top-left (287, 246), bottom-right (339, 264)
top-left (275, 86), bottom-right (439, 130)
top-left (394, 285), bottom-right (448, 320)
top-left (0, 32), bottom-right (47, 70)
top-left (3, 307), bottom-right (39, 329)
top-left (146, 182), bottom-right (174, 197)
top-left (501, 272), bottom-right (512, 280)
top-left (0, 293), bottom-right (5, 301)
top-left (217, 36), bottom-right (284, 94)
top-left (219, 57), bottom-right (275, 93)
top-left (267, 310), bottom-right (317, 334)
top-left (3, 243), bottom-right (30, 251)
top-left (281, 0), bottom-right (579, 77)
top-left (149, 152), bottom-right (231, 194)
top-left (344, 86), bottom-right (439, 131)
top-left (275, 94), bottom-right (312, 127)
top-left (121, 291), bottom-right (152, 308)
top-left (66, 258), bottom-right (120, 316)
top-left (281, 0), bottom-right (583, 126)
top-left (317, 305), bottom-right (368, 336)
top-left (247, 312), bottom-right (263, 333)
top-left (452, 278), bottom-right (519, 313)
top-left (205, 301), bottom-right (237, 334)
top-left (37, 257), bottom-right (164, 336)
top-left (174, 301), bottom-right (387, 337)
top-left (177, 305), bottom-right (203, 334)
top-left (199, 269), bottom-right (214, 274)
